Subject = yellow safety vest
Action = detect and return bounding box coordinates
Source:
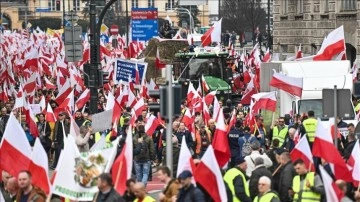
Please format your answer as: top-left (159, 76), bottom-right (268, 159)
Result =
top-left (134, 196), bottom-right (156, 202)
top-left (302, 118), bottom-right (317, 142)
top-left (272, 126), bottom-right (288, 146)
top-left (355, 103), bottom-right (360, 112)
top-left (95, 132), bottom-right (111, 143)
top-left (292, 172), bottom-right (321, 202)
top-left (223, 168), bottom-right (249, 202)
top-left (82, 119), bottom-right (91, 126)
top-left (253, 192), bottom-right (279, 202)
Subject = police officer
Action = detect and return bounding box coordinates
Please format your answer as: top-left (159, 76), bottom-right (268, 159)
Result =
top-left (224, 156), bottom-right (251, 202)
top-left (271, 117), bottom-right (288, 148)
top-left (291, 159), bottom-right (324, 202)
top-left (302, 111), bottom-right (317, 148)
top-left (228, 120), bottom-right (243, 168)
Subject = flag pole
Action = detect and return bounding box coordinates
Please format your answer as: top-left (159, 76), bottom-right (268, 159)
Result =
top-left (272, 164), bottom-right (282, 176)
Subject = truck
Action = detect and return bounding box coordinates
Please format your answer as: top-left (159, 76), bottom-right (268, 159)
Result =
top-left (172, 48), bottom-right (242, 103)
top-left (260, 60), bottom-right (357, 122)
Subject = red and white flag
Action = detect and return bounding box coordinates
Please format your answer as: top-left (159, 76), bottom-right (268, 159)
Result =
top-left (44, 76), bottom-right (56, 90)
top-left (262, 48), bottom-right (271, 62)
top-left (25, 107), bottom-right (39, 137)
top-left (193, 145), bottom-right (228, 202)
top-left (75, 89), bottom-right (90, 110)
top-left (270, 70), bottom-right (303, 97)
top-left (296, 44), bottom-right (303, 59)
top-left (46, 103), bottom-right (57, 123)
top-left (352, 63), bottom-right (358, 83)
top-left (312, 119), bottom-right (352, 181)
top-left (251, 91), bottom-right (277, 112)
top-left (204, 90), bottom-right (216, 106)
top-left (319, 165), bottom-right (343, 202)
top-left (55, 81), bottom-right (72, 105)
top-left (290, 134), bottom-right (314, 171)
top-left (133, 98), bottom-right (145, 117)
top-left (155, 48), bottom-right (166, 68)
top-left (201, 18), bottom-right (222, 46)
top-left (177, 137), bottom-right (194, 177)
top-left (212, 108), bottom-right (231, 167)
top-left (112, 127), bottom-right (133, 195)
top-left (350, 140), bottom-right (360, 182)
top-left (0, 114), bottom-right (32, 178)
top-left (240, 77), bottom-right (257, 105)
top-left (201, 75), bottom-right (210, 93)
top-left (145, 115), bottom-right (161, 136)
top-left (28, 139), bottom-right (51, 194)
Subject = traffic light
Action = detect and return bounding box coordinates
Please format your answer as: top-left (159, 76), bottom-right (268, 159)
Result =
top-left (148, 85), bottom-right (182, 120)
top-left (98, 70), bottom-right (109, 88)
top-left (56, 0), bottom-right (61, 11)
top-left (83, 64), bottom-right (99, 88)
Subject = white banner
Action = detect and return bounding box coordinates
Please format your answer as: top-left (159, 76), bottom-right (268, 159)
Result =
top-left (91, 109), bottom-right (113, 133)
top-left (52, 136), bottom-right (119, 201)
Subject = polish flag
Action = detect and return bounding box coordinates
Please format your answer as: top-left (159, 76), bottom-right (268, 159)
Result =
top-left (145, 115), bottom-right (161, 136)
top-left (182, 109), bottom-right (194, 129)
top-left (262, 48), bottom-right (271, 62)
top-left (226, 109), bottom-right (237, 134)
top-left (39, 96), bottom-right (46, 112)
top-left (23, 74), bottom-right (37, 94)
top-left (177, 137), bottom-right (195, 177)
top-left (26, 107), bottom-right (39, 137)
top-left (23, 47), bottom-right (39, 69)
top-left (202, 98), bottom-right (211, 126)
top-left (295, 44), bottom-right (303, 59)
top-left (126, 89), bottom-right (137, 108)
top-left (68, 113), bottom-right (80, 138)
top-left (212, 108), bottom-right (231, 167)
top-left (201, 75), bottom-right (210, 93)
top-left (314, 26), bottom-right (345, 61)
top-left (212, 96), bottom-right (221, 121)
top-left (350, 140), bottom-right (360, 182)
top-left (155, 48), bottom-right (166, 68)
top-left (319, 165), bottom-right (343, 202)
top-left (113, 127), bottom-right (133, 195)
top-left (312, 119), bottom-right (352, 181)
top-left (28, 139), bottom-right (51, 194)
top-left (204, 90), bottom-right (216, 106)
top-left (45, 103), bottom-right (57, 123)
top-left (133, 98), bottom-right (145, 117)
top-left (55, 81), bottom-right (72, 105)
top-left (106, 91), bottom-right (116, 111)
top-left (240, 77), bottom-right (257, 105)
top-left (75, 89), bottom-right (90, 110)
top-left (56, 89), bottom-right (74, 113)
top-left (193, 145), bottom-right (228, 202)
top-left (117, 86), bottom-right (129, 107)
top-left (44, 77), bottom-right (56, 90)
top-left (270, 70), bottom-right (303, 98)
top-left (0, 114), bottom-right (32, 178)
top-left (201, 18), bottom-right (222, 46)
top-left (290, 134), bottom-right (315, 171)
top-left (352, 64), bottom-right (358, 83)
top-left (251, 91), bottom-right (277, 112)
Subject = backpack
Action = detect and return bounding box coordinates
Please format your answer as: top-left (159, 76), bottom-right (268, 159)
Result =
top-left (241, 136), bottom-right (254, 157)
top-left (136, 136), bottom-right (149, 161)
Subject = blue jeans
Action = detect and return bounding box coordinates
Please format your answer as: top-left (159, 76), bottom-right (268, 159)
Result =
top-left (134, 161), bottom-right (151, 186)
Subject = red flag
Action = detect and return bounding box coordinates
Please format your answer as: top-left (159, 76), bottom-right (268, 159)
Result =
top-left (201, 18), bottom-right (222, 46)
top-left (75, 89), bottom-right (90, 110)
top-left (155, 48), bottom-right (166, 68)
top-left (145, 115), bottom-right (161, 136)
top-left (212, 108), bottom-right (231, 167)
top-left (251, 91), bottom-right (277, 112)
top-left (45, 103), bottom-right (57, 123)
top-left (262, 48), bottom-right (271, 62)
top-left (193, 146), bottom-right (228, 202)
top-left (112, 128), bottom-right (133, 195)
top-left (290, 135), bottom-right (315, 171)
top-left (270, 70), bottom-right (303, 97)
top-left (44, 77), bottom-right (56, 90)
top-left (319, 165), bottom-right (344, 202)
top-left (201, 75), bottom-right (210, 93)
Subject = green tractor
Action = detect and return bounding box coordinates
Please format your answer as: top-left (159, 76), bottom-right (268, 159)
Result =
top-left (173, 49), bottom-right (243, 105)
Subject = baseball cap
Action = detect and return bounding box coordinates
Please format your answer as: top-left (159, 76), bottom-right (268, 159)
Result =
top-left (178, 170), bottom-right (192, 180)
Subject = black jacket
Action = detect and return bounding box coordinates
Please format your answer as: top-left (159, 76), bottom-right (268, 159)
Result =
top-left (93, 188), bottom-right (125, 202)
top-left (278, 161), bottom-right (296, 202)
top-left (228, 127), bottom-right (242, 157)
top-left (344, 140), bottom-right (356, 160)
top-left (176, 184), bottom-right (206, 202)
top-left (249, 165), bottom-right (273, 200)
top-left (53, 120), bottom-right (70, 148)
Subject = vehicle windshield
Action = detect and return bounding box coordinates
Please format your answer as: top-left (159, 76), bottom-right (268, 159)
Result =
top-left (188, 58), bottom-right (224, 80)
top-left (298, 99), bottom-right (323, 118)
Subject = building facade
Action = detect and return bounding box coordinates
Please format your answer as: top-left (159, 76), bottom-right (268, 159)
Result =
top-left (0, 0), bottom-right (210, 30)
top-left (272, 0), bottom-right (359, 58)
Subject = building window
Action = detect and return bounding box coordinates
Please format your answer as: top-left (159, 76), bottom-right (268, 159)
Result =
top-left (132, 0), bottom-right (138, 8)
top-left (281, 0), bottom-right (288, 15)
top-left (296, 0), bottom-right (304, 14)
top-left (166, 0), bottom-right (175, 10)
top-left (341, 0), bottom-right (356, 11)
top-left (148, 0), bottom-right (154, 7)
top-left (48, 0), bottom-right (56, 11)
top-left (73, 0), bottom-right (80, 11)
top-left (324, 0), bottom-right (329, 12)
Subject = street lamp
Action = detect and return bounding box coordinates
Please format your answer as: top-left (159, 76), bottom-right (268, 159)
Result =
top-left (168, 7), bottom-right (194, 34)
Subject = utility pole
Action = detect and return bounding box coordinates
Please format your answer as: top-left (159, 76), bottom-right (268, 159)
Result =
top-left (125, 0), bottom-right (129, 47)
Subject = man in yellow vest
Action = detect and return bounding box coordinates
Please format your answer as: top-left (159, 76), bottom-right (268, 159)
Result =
top-left (133, 182), bottom-right (156, 202)
top-left (291, 159), bottom-right (324, 202)
top-left (254, 176), bottom-right (280, 202)
top-left (271, 117), bottom-right (288, 147)
top-left (223, 156), bottom-right (251, 202)
top-left (302, 110), bottom-right (318, 148)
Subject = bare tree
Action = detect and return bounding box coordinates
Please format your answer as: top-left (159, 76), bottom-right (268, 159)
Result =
top-left (221, 0), bottom-right (266, 34)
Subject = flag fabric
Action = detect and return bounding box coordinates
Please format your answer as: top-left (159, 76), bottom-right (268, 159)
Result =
top-left (251, 91), bottom-right (277, 112)
top-left (112, 127), bottom-right (133, 195)
top-left (296, 44), bottom-right (303, 59)
top-left (28, 138), bottom-right (51, 194)
top-left (319, 165), bottom-right (343, 202)
top-left (46, 103), bottom-right (57, 123)
top-left (290, 134), bottom-right (314, 171)
top-left (350, 140), bottom-right (360, 182)
top-left (201, 75), bottom-right (210, 93)
top-left (201, 18), bottom-right (222, 46)
top-left (262, 48), bottom-right (271, 62)
top-left (26, 107), bottom-right (39, 137)
top-left (0, 114), bottom-right (32, 178)
top-left (193, 145), bottom-right (228, 202)
top-left (177, 137), bottom-right (194, 177)
top-left (312, 119), bottom-right (352, 181)
top-left (240, 77), bottom-right (256, 105)
top-left (155, 48), bottom-right (166, 68)
top-left (212, 108), bottom-right (231, 167)
top-left (44, 76), bottom-right (56, 90)
top-left (313, 26), bottom-right (345, 61)
top-left (270, 70), bottom-right (303, 97)
top-left (75, 89), bottom-right (90, 110)
top-left (144, 115), bottom-right (160, 136)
